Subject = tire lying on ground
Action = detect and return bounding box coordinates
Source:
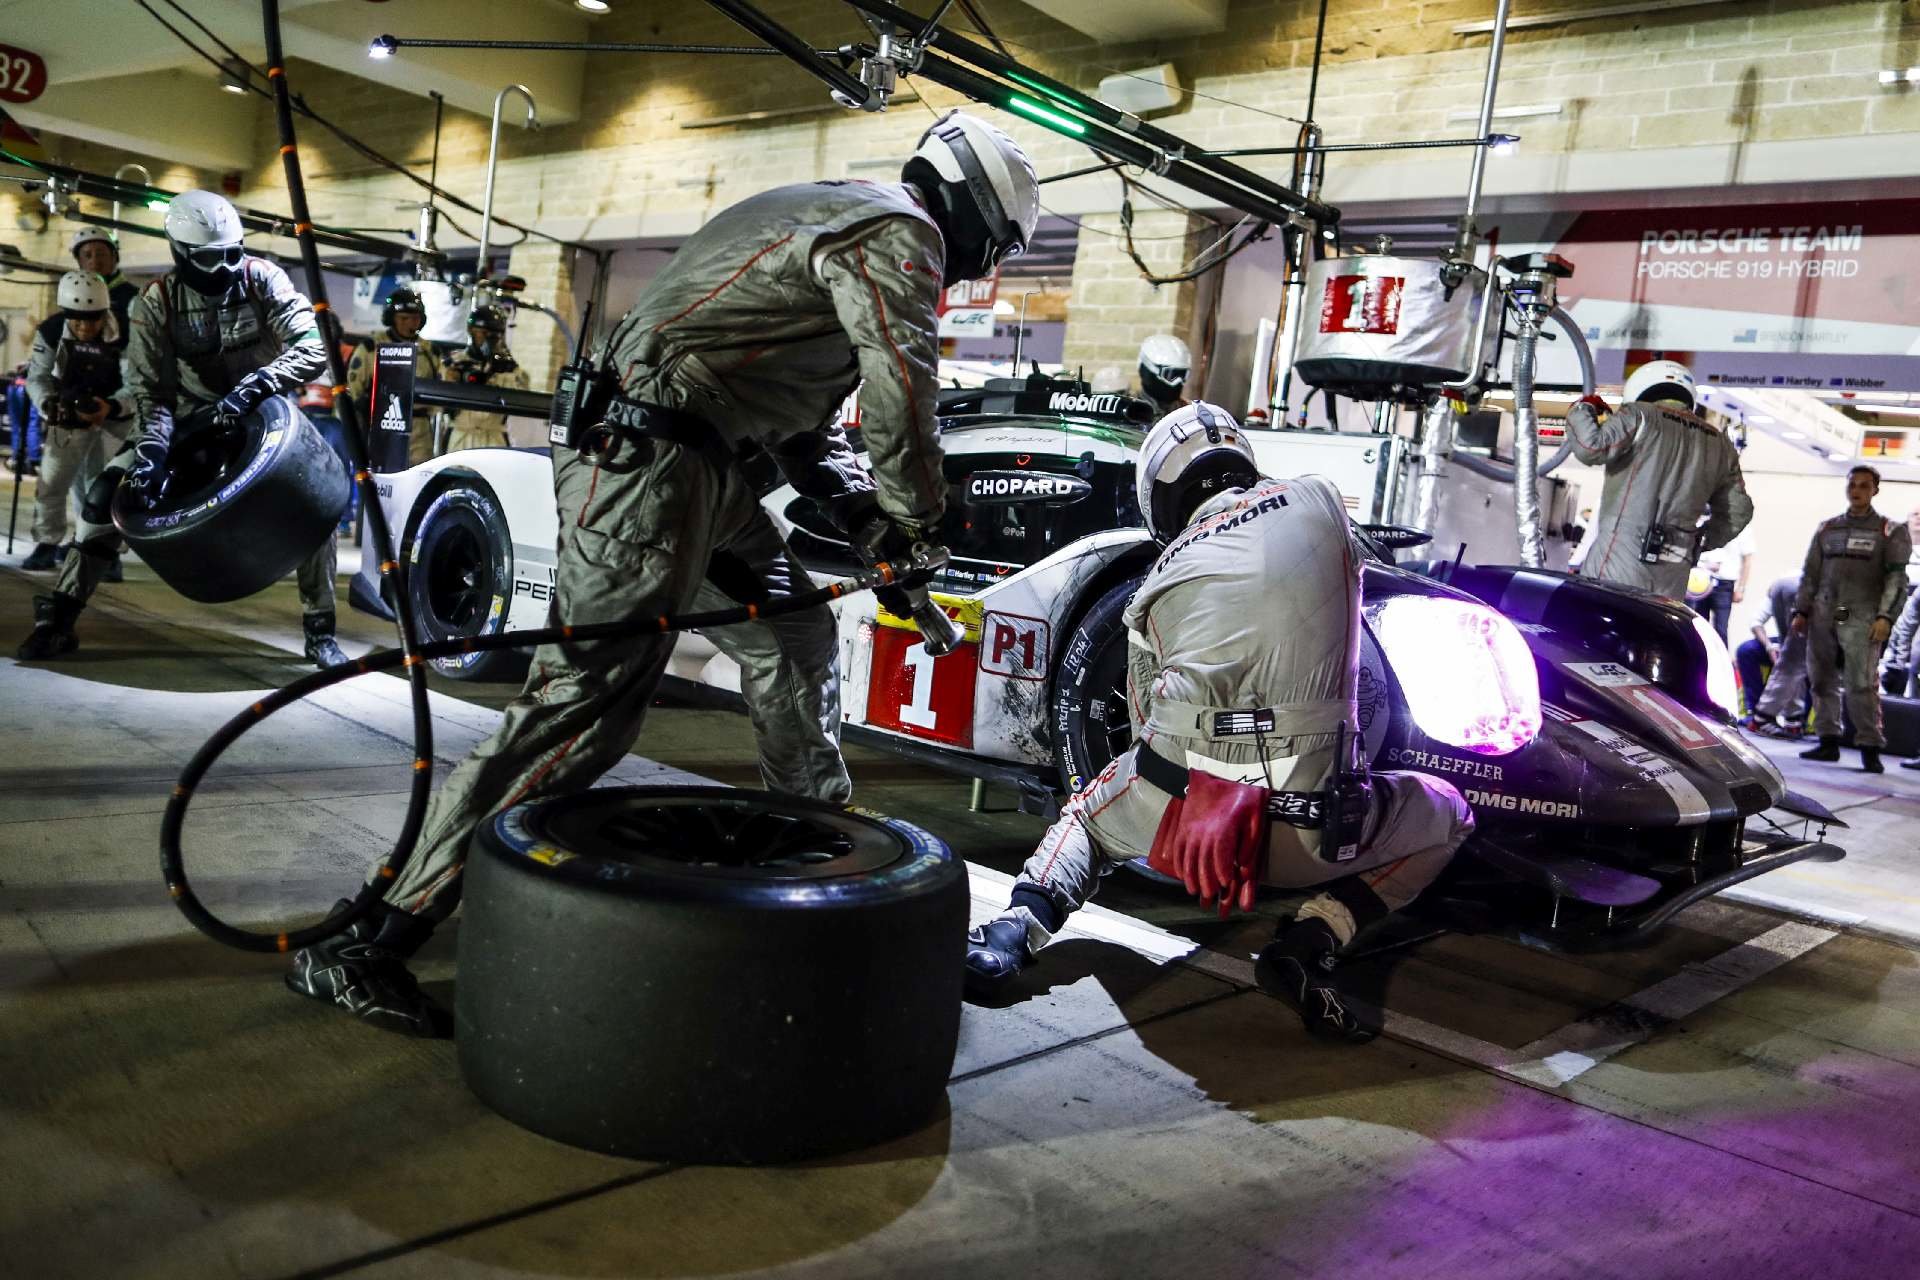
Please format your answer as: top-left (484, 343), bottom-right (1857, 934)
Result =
top-left (457, 785), bottom-right (969, 1164)
top-left (112, 395), bottom-right (349, 603)
top-left (403, 480), bottom-right (529, 683)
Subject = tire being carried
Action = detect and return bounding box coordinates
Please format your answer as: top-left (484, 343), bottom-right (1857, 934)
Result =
top-left (457, 786), bottom-right (969, 1164)
top-left (404, 481), bottom-right (529, 683)
top-left (112, 395), bottom-right (348, 603)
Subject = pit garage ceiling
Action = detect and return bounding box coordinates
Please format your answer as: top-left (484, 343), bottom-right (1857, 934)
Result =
top-left (2, 0), bottom-right (583, 171)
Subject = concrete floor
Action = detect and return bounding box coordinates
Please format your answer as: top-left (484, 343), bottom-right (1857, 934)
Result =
top-left (6, 479), bottom-right (1920, 1277)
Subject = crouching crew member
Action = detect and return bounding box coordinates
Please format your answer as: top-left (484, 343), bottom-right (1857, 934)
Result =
top-left (1567, 359), bottom-right (1753, 600)
top-left (966, 404), bottom-right (1474, 1044)
top-left (20, 271), bottom-right (134, 576)
top-left (1793, 464), bottom-right (1911, 773)
top-left (16, 191), bottom-right (343, 667)
top-left (440, 304), bottom-right (530, 452)
top-left (284, 111), bottom-right (1041, 1036)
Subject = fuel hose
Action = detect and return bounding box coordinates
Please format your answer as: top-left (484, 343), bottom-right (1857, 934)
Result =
top-left (164, 2), bottom-right (935, 954)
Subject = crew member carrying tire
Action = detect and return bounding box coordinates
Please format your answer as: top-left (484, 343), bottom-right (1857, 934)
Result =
top-left (285, 111), bottom-right (1041, 1036)
top-left (15, 190), bottom-right (343, 667)
top-left (965, 403), bottom-right (1475, 1044)
top-left (345, 286), bottom-right (440, 466)
top-left (19, 271), bottom-right (134, 577)
top-left (1566, 359), bottom-right (1754, 599)
top-left (439, 304), bottom-right (530, 452)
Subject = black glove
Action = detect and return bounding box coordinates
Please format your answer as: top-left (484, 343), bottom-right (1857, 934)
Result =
top-left (125, 434), bottom-right (172, 509)
top-left (825, 490), bottom-right (881, 539)
top-left (1883, 666), bottom-right (1909, 697)
top-left (213, 374), bottom-right (272, 428)
top-left (853, 512), bottom-right (938, 618)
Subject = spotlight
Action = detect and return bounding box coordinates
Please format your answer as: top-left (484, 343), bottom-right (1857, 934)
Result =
top-left (1489, 132), bottom-right (1520, 156)
top-left (368, 35), bottom-right (397, 59)
top-left (576, 0), bottom-right (611, 10)
top-left (220, 57), bottom-right (250, 94)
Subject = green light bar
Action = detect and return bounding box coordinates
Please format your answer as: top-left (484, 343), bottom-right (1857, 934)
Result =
top-left (1006, 94), bottom-right (1086, 135)
top-left (1006, 71), bottom-right (1079, 109)
top-left (145, 198), bottom-right (170, 211)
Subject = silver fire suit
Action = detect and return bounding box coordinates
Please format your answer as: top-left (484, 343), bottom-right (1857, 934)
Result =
top-left (387, 180), bottom-right (949, 919)
top-left (24, 312), bottom-right (133, 547)
top-left (51, 259), bottom-right (332, 612)
top-left (1884, 587), bottom-right (1920, 699)
top-left (1008, 475), bottom-right (1473, 953)
top-left (1567, 400), bottom-right (1753, 599)
top-left (1795, 509), bottom-right (1911, 747)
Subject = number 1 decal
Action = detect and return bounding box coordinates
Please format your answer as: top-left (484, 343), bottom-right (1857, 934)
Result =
top-left (899, 643), bottom-right (939, 729)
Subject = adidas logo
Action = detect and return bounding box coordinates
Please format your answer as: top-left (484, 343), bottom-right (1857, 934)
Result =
top-left (379, 396), bottom-right (407, 433)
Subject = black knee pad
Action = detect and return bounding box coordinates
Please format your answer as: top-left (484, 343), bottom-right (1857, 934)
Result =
top-left (80, 467), bottom-right (124, 526)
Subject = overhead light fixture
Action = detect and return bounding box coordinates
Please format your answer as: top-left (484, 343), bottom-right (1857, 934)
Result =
top-left (368, 35), bottom-right (397, 59)
top-left (1852, 403), bottom-right (1920, 417)
top-left (1780, 430), bottom-right (1808, 440)
top-left (576, 0), bottom-right (610, 10)
top-left (1877, 67), bottom-right (1920, 85)
top-left (219, 57), bottom-right (252, 94)
top-left (1490, 134), bottom-right (1520, 156)
top-left (1749, 415), bottom-right (1776, 424)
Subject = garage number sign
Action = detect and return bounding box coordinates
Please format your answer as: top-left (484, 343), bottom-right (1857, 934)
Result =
top-left (0, 45), bottom-right (46, 105)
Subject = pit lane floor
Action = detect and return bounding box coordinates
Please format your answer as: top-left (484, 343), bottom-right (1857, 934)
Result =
top-left (6, 531), bottom-right (1920, 1276)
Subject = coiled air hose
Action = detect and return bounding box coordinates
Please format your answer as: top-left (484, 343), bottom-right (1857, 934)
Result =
top-left (164, 2), bottom-right (936, 954)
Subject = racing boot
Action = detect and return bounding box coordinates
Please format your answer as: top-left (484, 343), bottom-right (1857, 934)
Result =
top-left (16, 592), bottom-right (81, 661)
top-left (1255, 918), bottom-right (1380, 1045)
top-left (20, 542), bottom-right (58, 571)
top-left (302, 610), bottom-right (348, 669)
top-left (1799, 736), bottom-right (1842, 763)
top-left (286, 899), bottom-right (449, 1037)
top-left (1860, 747), bottom-right (1883, 774)
top-left (964, 916), bottom-right (1034, 997)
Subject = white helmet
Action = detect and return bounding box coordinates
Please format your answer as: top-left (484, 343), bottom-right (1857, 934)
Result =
top-left (904, 111), bottom-right (1040, 286)
top-left (56, 270), bottom-right (109, 316)
top-left (1090, 365), bottom-right (1129, 394)
top-left (1138, 333), bottom-right (1192, 408)
top-left (1135, 400), bottom-right (1261, 542)
top-left (69, 226), bottom-right (117, 259)
top-left (1623, 359), bottom-right (1696, 411)
top-left (164, 189), bottom-right (247, 295)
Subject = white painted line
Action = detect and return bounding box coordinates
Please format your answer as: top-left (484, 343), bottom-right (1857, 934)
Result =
top-left (967, 862), bottom-right (1838, 1091)
top-left (1502, 921), bottom-right (1836, 1086)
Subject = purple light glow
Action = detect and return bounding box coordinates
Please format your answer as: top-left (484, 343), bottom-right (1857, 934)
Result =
top-left (1371, 596), bottom-right (1542, 755)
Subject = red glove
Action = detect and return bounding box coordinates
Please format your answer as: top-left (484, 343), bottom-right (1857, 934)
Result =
top-left (1576, 394), bottom-right (1611, 416)
top-left (1147, 770), bottom-right (1269, 918)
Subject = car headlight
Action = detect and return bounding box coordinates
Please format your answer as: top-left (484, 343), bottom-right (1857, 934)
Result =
top-left (1369, 595), bottom-right (1541, 755)
top-left (1688, 612), bottom-right (1739, 716)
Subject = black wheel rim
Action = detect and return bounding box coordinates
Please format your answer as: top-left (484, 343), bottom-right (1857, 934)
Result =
top-left (539, 793), bottom-right (905, 880)
top-left (423, 515), bottom-right (493, 635)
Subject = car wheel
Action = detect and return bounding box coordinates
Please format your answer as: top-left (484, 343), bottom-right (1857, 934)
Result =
top-left (1050, 576), bottom-right (1184, 887)
top-left (403, 481), bottom-right (530, 683)
top-left (112, 396), bottom-right (349, 604)
top-left (457, 786), bottom-right (969, 1164)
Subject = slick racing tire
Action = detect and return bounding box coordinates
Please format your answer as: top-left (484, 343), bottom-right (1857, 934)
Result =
top-left (1051, 577), bottom-right (1179, 888)
top-left (112, 396), bottom-right (349, 604)
top-left (458, 786), bottom-right (969, 1164)
top-left (404, 481), bottom-right (530, 683)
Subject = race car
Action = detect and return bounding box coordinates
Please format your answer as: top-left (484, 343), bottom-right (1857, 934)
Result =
top-left (353, 374), bottom-right (1841, 949)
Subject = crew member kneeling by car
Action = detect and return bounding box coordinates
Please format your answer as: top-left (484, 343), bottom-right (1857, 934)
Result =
top-left (966, 403), bottom-right (1475, 1044)
top-left (16, 191), bottom-right (342, 667)
top-left (284, 111), bottom-right (1042, 1036)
